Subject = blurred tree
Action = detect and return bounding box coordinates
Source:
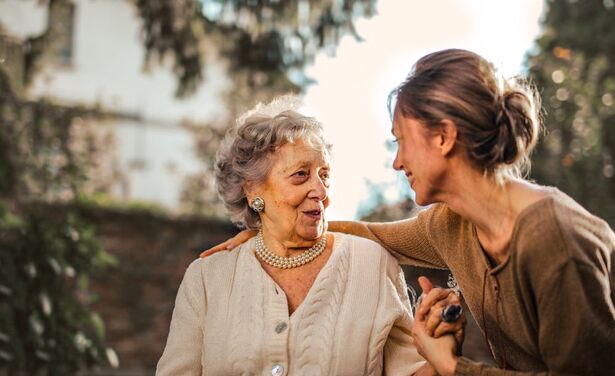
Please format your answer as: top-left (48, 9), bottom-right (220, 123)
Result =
top-left (0, 67), bottom-right (117, 372)
top-left (179, 120), bottom-right (227, 216)
top-left (139, 0), bottom-right (377, 214)
top-left (135, 0), bottom-right (376, 96)
top-left (1, 0), bottom-right (380, 371)
top-left (356, 179), bottom-right (420, 222)
top-left (528, 0), bottom-right (615, 226)
top-left (0, 209), bottom-right (117, 374)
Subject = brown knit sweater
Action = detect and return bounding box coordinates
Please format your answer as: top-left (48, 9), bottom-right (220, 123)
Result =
top-left (333, 188), bottom-right (615, 375)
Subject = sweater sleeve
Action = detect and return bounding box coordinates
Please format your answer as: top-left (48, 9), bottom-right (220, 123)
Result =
top-left (156, 259), bottom-right (205, 375)
top-left (383, 262), bottom-right (426, 376)
top-left (329, 206), bottom-right (447, 269)
top-left (455, 357), bottom-right (548, 375)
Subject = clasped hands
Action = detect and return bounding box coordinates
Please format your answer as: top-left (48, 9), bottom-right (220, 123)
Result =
top-left (412, 276), bottom-right (466, 376)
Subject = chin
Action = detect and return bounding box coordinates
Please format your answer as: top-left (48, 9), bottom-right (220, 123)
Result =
top-left (413, 192), bottom-right (433, 206)
top-left (300, 223), bottom-right (326, 240)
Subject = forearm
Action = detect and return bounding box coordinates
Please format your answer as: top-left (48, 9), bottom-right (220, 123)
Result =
top-left (329, 220), bottom-right (447, 268)
top-left (455, 357), bottom-right (548, 376)
top-left (329, 220), bottom-right (379, 241)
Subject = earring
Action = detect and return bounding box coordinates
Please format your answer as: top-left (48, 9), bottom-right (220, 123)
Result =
top-left (250, 197), bottom-right (265, 212)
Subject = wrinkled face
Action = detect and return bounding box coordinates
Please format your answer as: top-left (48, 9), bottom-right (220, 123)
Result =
top-left (250, 140), bottom-right (330, 244)
top-left (392, 113), bottom-right (446, 206)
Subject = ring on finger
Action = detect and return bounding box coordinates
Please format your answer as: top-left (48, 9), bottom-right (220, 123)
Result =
top-left (440, 304), bottom-right (463, 323)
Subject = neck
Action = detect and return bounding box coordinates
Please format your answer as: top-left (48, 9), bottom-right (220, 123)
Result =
top-left (259, 225), bottom-right (322, 258)
top-left (436, 169), bottom-right (529, 263)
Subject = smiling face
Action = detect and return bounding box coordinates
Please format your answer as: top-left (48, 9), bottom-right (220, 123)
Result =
top-left (248, 139), bottom-right (330, 246)
top-left (392, 112), bottom-right (448, 206)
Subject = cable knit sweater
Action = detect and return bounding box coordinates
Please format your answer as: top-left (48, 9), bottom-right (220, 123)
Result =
top-left (156, 233), bottom-right (425, 375)
top-left (333, 188), bottom-right (615, 375)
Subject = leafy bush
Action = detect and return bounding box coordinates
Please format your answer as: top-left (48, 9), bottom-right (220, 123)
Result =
top-left (0, 208), bottom-right (116, 375)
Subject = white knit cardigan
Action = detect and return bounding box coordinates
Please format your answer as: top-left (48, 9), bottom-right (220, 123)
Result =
top-left (156, 232), bottom-right (425, 375)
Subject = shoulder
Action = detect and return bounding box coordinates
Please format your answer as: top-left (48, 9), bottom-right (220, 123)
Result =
top-left (422, 203), bottom-right (472, 249)
top-left (514, 188), bottom-right (614, 268)
top-left (333, 232), bottom-right (391, 260)
top-left (391, 203), bottom-right (463, 229)
top-left (202, 238), bottom-right (251, 266)
top-left (430, 203), bottom-right (470, 236)
top-left (187, 239), bottom-right (253, 282)
top-left (335, 232), bottom-right (384, 250)
top-left (332, 232), bottom-right (402, 278)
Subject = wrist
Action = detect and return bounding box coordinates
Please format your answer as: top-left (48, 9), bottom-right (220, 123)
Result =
top-left (439, 355), bottom-right (458, 376)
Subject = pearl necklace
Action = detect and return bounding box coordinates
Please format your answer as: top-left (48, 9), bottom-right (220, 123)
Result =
top-left (255, 231), bottom-right (327, 269)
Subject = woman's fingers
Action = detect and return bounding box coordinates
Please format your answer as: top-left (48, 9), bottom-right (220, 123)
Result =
top-left (420, 288), bottom-right (465, 336)
top-left (426, 297), bottom-right (466, 344)
top-left (411, 320), bottom-right (426, 357)
top-left (424, 299), bottom-right (449, 335)
top-left (199, 230), bottom-right (257, 258)
top-left (199, 241), bottom-right (234, 258)
top-left (418, 276), bottom-right (434, 294)
top-left (444, 290), bottom-right (462, 306)
top-left (416, 287), bottom-right (451, 321)
top-left (432, 321), bottom-right (458, 338)
top-left (454, 322), bottom-right (466, 346)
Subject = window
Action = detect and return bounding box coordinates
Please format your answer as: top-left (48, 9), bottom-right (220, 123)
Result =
top-left (49, 1), bottom-right (75, 65)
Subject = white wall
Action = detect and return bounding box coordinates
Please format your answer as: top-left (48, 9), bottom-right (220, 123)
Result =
top-left (0, 0), bottom-right (231, 210)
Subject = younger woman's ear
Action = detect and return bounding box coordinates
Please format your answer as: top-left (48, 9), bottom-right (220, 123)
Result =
top-left (438, 119), bottom-right (458, 156)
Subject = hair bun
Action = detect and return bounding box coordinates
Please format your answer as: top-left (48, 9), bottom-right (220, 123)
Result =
top-left (490, 85), bottom-right (541, 170)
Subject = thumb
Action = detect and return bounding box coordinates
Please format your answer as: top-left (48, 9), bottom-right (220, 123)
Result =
top-left (418, 276), bottom-right (433, 295)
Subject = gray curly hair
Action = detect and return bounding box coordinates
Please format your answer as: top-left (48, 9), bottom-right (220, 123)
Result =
top-left (215, 96), bottom-right (332, 230)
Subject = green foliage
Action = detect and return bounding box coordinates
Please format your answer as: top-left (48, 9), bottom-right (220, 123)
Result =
top-left (76, 192), bottom-right (170, 217)
top-left (0, 59), bottom-right (116, 373)
top-left (135, 0), bottom-right (376, 96)
top-left (528, 0), bottom-right (615, 226)
top-left (0, 208), bottom-right (116, 375)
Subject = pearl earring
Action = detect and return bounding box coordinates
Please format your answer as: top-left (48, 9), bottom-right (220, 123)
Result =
top-left (250, 197), bottom-right (265, 212)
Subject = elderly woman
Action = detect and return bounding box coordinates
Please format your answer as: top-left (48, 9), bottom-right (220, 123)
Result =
top-left (156, 97), bottom-right (438, 375)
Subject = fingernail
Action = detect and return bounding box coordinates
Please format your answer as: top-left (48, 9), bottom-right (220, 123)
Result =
top-left (226, 243), bottom-right (235, 249)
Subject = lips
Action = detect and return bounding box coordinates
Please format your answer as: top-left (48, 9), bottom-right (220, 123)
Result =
top-left (405, 171), bottom-right (414, 187)
top-left (303, 209), bottom-right (322, 220)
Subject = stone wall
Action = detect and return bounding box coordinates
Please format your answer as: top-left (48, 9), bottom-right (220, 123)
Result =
top-left (80, 206), bottom-right (236, 375)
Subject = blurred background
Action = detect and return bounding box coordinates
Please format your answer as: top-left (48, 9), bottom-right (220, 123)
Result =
top-left (0, 0), bottom-right (613, 374)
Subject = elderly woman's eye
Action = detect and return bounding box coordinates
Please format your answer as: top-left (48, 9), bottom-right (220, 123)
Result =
top-left (293, 170), bottom-right (308, 177)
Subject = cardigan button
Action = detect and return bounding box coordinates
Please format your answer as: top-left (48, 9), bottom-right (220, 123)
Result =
top-left (275, 322), bottom-right (287, 333)
top-left (271, 364), bottom-right (284, 376)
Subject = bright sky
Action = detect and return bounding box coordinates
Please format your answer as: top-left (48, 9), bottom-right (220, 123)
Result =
top-left (303, 0), bottom-right (545, 220)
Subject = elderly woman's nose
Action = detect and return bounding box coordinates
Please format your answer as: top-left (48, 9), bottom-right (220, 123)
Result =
top-left (308, 176), bottom-right (328, 200)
